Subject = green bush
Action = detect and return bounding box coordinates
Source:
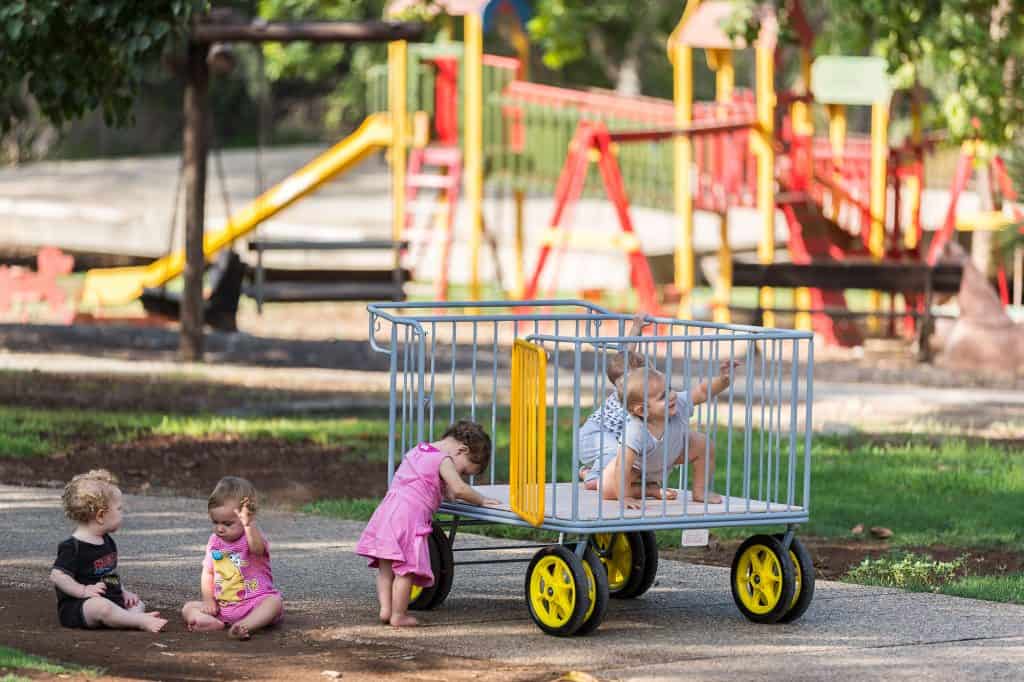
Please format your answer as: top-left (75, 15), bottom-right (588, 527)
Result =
top-left (844, 552), bottom-right (964, 591)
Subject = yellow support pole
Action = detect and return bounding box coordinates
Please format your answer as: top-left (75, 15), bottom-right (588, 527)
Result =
top-left (792, 49), bottom-right (813, 332)
top-left (513, 189), bottom-right (525, 298)
top-left (905, 94), bottom-right (923, 251)
top-left (464, 12), bottom-right (484, 302)
top-left (388, 40), bottom-right (408, 252)
top-left (673, 42), bottom-right (694, 319)
top-left (754, 46), bottom-right (775, 328)
top-left (711, 49), bottom-right (734, 324)
top-left (867, 101), bottom-right (889, 332)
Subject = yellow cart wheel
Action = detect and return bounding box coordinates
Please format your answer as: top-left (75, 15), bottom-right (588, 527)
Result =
top-left (525, 545), bottom-right (592, 636)
top-left (774, 535), bottom-right (815, 623)
top-left (409, 524), bottom-right (454, 611)
top-left (592, 532), bottom-right (647, 599)
top-left (575, 545), bottom-right (610, 636)
top-left (730, 534), bottom-right (796, 624)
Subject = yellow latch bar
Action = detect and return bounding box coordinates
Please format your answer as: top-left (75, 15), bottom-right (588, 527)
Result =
top-left (510, 339), bottom-right (547, 527)
top-left (956, 211), bottom-right (1018, 232)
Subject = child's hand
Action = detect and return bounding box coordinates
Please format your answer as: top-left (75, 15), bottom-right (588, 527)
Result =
top-left (235, 497), bottom-right (256, 528)
top-left (201, 599), bottom-right (219, 617)
top-left (718, 360), bottom-right (742, 377)
top-left (82, 582), bottom-right (106, 598)
top-left (482, 497), bottom-right (503, 508)
top-left (123, 589), bottom-right (140, 608)
top-left (628, 312), bottom-right (649, 336)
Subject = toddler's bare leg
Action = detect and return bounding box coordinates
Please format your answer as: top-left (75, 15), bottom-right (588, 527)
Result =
top-left (686, 432), bottom-right (722, 503)
top-left (376, 560), bottom-right (394, 624)
top-left (389, 574), bottom-right (418, 627)
top-left (83, 597), bottom-right (166, 633)
top-left (182, 601), bottom-right (224, 632)
top-left (229, 594), bottom-right (283, 640)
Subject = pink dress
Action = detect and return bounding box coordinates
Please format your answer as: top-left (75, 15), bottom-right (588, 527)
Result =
top-left (356, 443), bottom-right (448, 587)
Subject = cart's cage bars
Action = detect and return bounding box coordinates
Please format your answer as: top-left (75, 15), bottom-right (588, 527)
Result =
top-left (368, 300), bottom-right (814, 534)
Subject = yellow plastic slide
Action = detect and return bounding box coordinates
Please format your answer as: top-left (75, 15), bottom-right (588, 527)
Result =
top-left (80, 113), bottom-right (394, 307)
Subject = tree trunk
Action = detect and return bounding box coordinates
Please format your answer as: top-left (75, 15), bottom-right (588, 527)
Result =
top-left (181, 42), bottom-right (210, 362)
top-left (615, 55), bottom-right (641, 96)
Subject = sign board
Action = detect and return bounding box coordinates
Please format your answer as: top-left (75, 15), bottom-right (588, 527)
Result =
top-left (811, 56), bottom-right (892, 106)
top-left (681, 528), bottom-right (710, 547)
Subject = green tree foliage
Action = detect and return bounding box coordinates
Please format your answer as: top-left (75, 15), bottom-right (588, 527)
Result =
top-left (731, 0), bottom-right (1024, 148)
top-left (0, 1), bottom-right (207, 132)
top-left (258, 0), bottom-right (397, 130)
top-left (525, 0), bottom-right (682, 96)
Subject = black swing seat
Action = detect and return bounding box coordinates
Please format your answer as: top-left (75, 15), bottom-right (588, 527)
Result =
top-left (140, 250), bottom-right (245, 332)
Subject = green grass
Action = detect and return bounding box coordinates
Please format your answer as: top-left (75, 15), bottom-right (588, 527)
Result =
top-left (0, 406), bottom-right (390, 458)
top-left (841, 552), bottom-right (1024, 605)
top-left (940, 573), bottom-right (1024, 604)
top-left (0, 646), bottom-right (99, 677)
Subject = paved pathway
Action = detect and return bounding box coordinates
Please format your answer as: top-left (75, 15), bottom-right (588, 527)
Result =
top-left (3, 484), bottom-right (1022, 681)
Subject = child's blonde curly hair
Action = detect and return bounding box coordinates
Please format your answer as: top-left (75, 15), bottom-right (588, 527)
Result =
top-left (61, 469), bottom-right (120, 523)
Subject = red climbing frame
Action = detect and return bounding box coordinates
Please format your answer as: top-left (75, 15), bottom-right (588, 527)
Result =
top-left (523, 118), bottom-right (756, 315)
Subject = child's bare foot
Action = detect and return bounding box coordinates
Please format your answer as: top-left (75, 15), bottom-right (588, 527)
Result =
top-left (389, 613), bottom-right (418, 627)
top-left (186, 617), bottom-right (224, 632)
top-left (379, 609), bottom-right (391, 625)
top-left (140, 612), bottom-right (168, 633)
top-left (692, 491), bottom-right (723, 504)
top-left (229, 623), bottom-right (251, 640)
top-left (582, 478), bottom-right (598, 491)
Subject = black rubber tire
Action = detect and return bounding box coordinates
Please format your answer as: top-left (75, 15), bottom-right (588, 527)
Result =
top-left (408, 524), bottom-right (454, 611)
top-left (730, 533), bottom-right (797, 624)
top-left (775, 534), bottom-right (815, 624)
top-left (631, 531), bottom-right (659, 599)
top-left (594, 532), bottom-right (647, 599)
top-left (575, 545), bottom-right (611, 636)
top-left (525, 545), bottom-right (592, 637)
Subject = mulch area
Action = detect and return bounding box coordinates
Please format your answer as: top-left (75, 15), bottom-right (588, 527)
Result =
top-left (667, 538), bottom-right (1024, 582)
top-left (0, 434), bottom-right (388, 507)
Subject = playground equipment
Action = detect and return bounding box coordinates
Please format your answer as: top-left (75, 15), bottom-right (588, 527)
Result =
top-left (368, 299), bottom-right (816, 635)
top-left (80, 112), bottom-right (396, 308)
top-left (0, 247), bottom-right (76, 324)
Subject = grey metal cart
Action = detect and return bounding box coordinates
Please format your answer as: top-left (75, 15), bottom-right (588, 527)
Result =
top-left (368, 300), bottom-right (815, 636)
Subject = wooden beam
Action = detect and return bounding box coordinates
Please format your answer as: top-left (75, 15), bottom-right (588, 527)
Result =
top-left (731, 260), bottom-right (963, 293)
top-left (180, 42), bottom-right (209, 362)
top-left (192, 21), bottom-right (425, 44)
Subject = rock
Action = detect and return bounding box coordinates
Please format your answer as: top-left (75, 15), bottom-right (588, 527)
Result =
top-left (850, 523), bottom-right (864, 535)
top-left (870, 526), bottom-right (893, 539)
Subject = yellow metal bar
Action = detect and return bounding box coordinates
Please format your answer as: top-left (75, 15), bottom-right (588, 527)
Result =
top-left (905, 94), bottom-right (923, 250)
top-left (465, 12), bottom-right (484, 301)
top-left (389, 41), bottom-right (408, 248)
top-left (754, 46), bottom-right (775, 328)
top-left (793, 49), bottom-right (813, 332)
top-left (512, 189), bottom-right (525, 298)
top-left (673, 42), bottom-right (694, 319)
top-left (712, 50), bottom-right (734, 324)
top-left (538, 228), bottom-right (641, 252)
top-left (510, 339), bottom-right (546, 527)
top-left (868, 101), bottom-right (889, 332)
top-left (869, 102), bottom-right (888, 260)
top-left (81, 113), bottom-right (393, 307)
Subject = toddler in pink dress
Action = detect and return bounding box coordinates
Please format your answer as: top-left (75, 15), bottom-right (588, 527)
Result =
top-left (356, 420), bottom-right (499, 627)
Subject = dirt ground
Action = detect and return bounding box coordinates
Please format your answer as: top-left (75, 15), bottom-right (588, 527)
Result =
top-left (0, 586), bottom-right (556, 682)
